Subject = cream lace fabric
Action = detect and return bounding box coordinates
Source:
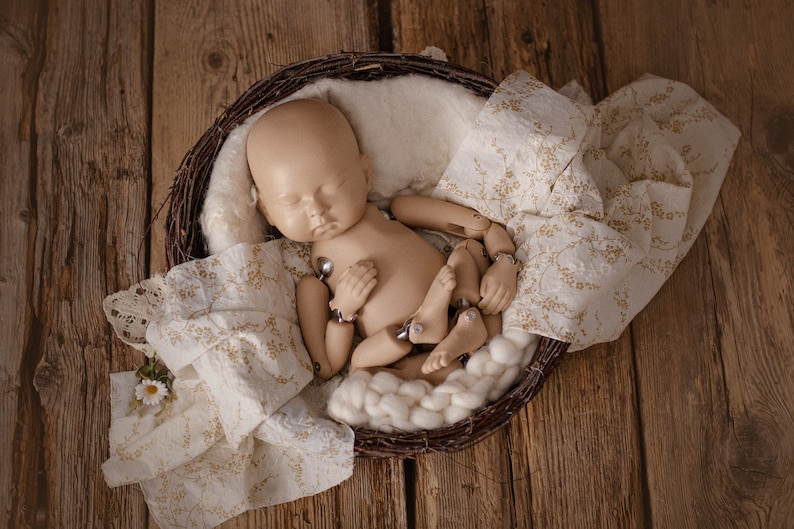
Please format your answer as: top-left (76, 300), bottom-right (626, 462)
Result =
top-left (102, 275), bottom-right (165, 358)
top-left (434, 71), bottom-right (740, 350)
top-left (103, 241), bottom-right (354, 529)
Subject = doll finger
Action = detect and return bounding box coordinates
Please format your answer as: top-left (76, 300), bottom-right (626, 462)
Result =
top-left (494, 286), bottom-right (516, 311)
top-left (480, 285), bottom-right (508, 314)
top-left (340, 260), bottom-right (375, 285)
top-left (349, 260), bottom-right (375, 278)
top-left (357, 275), bottom-right (378, 298)
top-left (478, 282), bottom-right (500, 313)
top-left (477, 294), bottom-right (496, 315)
top-left (354, 271), bottom-right (378, 298)
top-left (351, 264), bottom-right (377, 285)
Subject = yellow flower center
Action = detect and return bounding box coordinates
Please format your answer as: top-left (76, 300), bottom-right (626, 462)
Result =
top-left (146, 384), bottom-right (160, 396)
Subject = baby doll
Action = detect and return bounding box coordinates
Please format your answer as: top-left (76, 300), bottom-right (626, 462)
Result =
top-left (247, 99), bottom-right (519, 382)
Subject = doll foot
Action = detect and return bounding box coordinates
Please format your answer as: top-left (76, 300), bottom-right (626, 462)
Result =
top-left (420, 307), bottom-right (487, 374)
top-left (409, 265), bottom-right (456, 344)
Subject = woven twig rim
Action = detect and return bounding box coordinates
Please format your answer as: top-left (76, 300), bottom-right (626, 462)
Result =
top-left (163, 51), bottom-right (569, 458)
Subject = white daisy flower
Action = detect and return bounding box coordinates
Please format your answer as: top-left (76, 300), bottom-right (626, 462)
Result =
top-left (135, 379), bottom-right (169, 406)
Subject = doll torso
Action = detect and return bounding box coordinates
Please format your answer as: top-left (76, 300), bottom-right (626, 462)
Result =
top-left (311, 203), bottom-right (447, 338)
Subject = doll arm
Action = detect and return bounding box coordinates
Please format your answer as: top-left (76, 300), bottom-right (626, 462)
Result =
top-left (478, 222), bottom-right (521, 314)
top-left (296, 275), bottom-right (355, 379)
top-left (390, 195), bottom-right (492, 237)
top-left (297, 276), bottom-right (347, 378)
top-left (391, 195), bottom-right (519, 313)
top-left (479, 221), bottom-right (519, 314)
top-left (296, 261), bottom-right (377, 379)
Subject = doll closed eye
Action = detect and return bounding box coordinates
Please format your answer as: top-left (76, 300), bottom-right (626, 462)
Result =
top-left (271, 193), bottom-right (301, 207)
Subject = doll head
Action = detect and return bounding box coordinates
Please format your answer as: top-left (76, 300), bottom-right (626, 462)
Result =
top-left (247, 99), bottom-right (372, 243)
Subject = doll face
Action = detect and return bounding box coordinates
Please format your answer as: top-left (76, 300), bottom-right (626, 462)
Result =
top-left (247, 100), bottom-right (372, 242)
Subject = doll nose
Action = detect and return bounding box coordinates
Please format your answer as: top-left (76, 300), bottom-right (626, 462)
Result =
top-left (308, 199), bottom-right (328, 217)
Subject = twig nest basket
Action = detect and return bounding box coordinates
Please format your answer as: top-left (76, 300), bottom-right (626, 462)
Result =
top-left (164, 52), bottom-right (569, 458)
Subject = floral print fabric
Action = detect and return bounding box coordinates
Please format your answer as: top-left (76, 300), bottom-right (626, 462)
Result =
top-left (434, 71), bottom-right (740, 350)
top-left (103, 241), bottom-right (354, 529)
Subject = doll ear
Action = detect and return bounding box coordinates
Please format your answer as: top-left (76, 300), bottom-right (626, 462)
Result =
top-left (360, 153), bottom-right (373, 191)
top-left (252, 185), bottom-right (275, 224)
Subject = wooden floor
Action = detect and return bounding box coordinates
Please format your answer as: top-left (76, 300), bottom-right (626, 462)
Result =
top-left (3, 0), bottom-right (793, 527)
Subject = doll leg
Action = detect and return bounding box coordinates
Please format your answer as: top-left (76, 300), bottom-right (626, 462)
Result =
top-left (349, 324), bottom-right (413, 370)
top-left (449, 238), bottom-right (489, 306)
top-left (406, 264), bottom-right (457, 344)
top-left (420, 305), bottom-right (488, 374)
top-left (419, 240), bottom-right (494, 374)
top-left (484, 312), bottom-right (502, 339)
top-left (408, 239), bottom-right (488, 345)
top-left (459, 239), bottom-right (504, 339)
top-left (372, 353), bottom-right (462, 384)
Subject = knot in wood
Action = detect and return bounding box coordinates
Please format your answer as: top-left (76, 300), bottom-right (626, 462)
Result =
top-left (766, 108), bottom-right (794, 174)
top-left (726, 418), bottom-right (781, 493)
top-left (203, 49), bottom-right (227, 72)
top-left (57, 121), bottom-right (85, 139)
top-left (33, 362), bottom-right (62, 404)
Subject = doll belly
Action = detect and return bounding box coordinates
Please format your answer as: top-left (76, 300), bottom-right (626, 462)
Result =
top-left (354, 252), bottom-right (447, 338)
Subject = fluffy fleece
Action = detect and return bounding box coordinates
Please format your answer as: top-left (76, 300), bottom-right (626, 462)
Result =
top-left (327, 329), bottom-right (537, 432)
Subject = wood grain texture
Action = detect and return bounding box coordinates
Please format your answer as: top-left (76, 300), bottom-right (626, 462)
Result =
top-left (482, 4), bottom-right (645, 529)
top-left (7, 0), bottom-right (154, 527)
top-left (390, 0), bottom-right (490, 70)
top-left (518, 340), bottom-right (645, 529)
top-left (413, 432), bottom-right (516, 529)
top-left (599, 0), bottom-right (794, 527)
top-left (482, 0), bottom-right (605, 97)
top-left (1, 1), bottom-right (47, 527)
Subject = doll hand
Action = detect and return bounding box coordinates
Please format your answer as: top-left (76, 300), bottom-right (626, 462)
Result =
top-left (478, 258), bottom-right (518, 315)
top-left (329, 260), bottom-right (378, 317)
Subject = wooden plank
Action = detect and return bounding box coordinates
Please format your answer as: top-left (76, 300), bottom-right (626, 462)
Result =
top-left (515, 339), bottom-right (645, 528)
top-left (218, 458), bottom-right (407, 529)
top-left (16, 0), bottom-right (154, 527)
top-left (391, 0), bottom-right (604, 93)
top-left (413, 431), bottom-right (515, 529)
top-left (483, 0), bottom-right (605, 97)
top-left (390, 0), bottom-right (491, 69)
top-left (390, 1), bottom-right (646, 528)
top-left (484, 3), bottom-right (645, 528)
top-left (336, 458), bottom-right (409, 529)
top-left (150, 2), bottom-right (396, 528)
top-left (0, 2), bottom-right (47, 527)
top-left (599, 0), bottom-right (794, 527)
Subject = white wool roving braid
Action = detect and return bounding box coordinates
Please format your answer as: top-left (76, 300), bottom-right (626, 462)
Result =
top-left (327, 329), bottom-right (537, 433)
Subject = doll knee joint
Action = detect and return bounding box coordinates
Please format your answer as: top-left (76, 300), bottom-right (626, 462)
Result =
top-left (396, 319), bottom-right (425, 340)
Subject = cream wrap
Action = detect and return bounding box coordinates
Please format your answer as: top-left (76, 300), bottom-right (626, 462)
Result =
top-left (433, 71), bottom-right (740, 350)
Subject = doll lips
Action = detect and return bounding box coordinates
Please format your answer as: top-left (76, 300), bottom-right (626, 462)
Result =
top-left (312, 221), bottom-right (335, 237)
